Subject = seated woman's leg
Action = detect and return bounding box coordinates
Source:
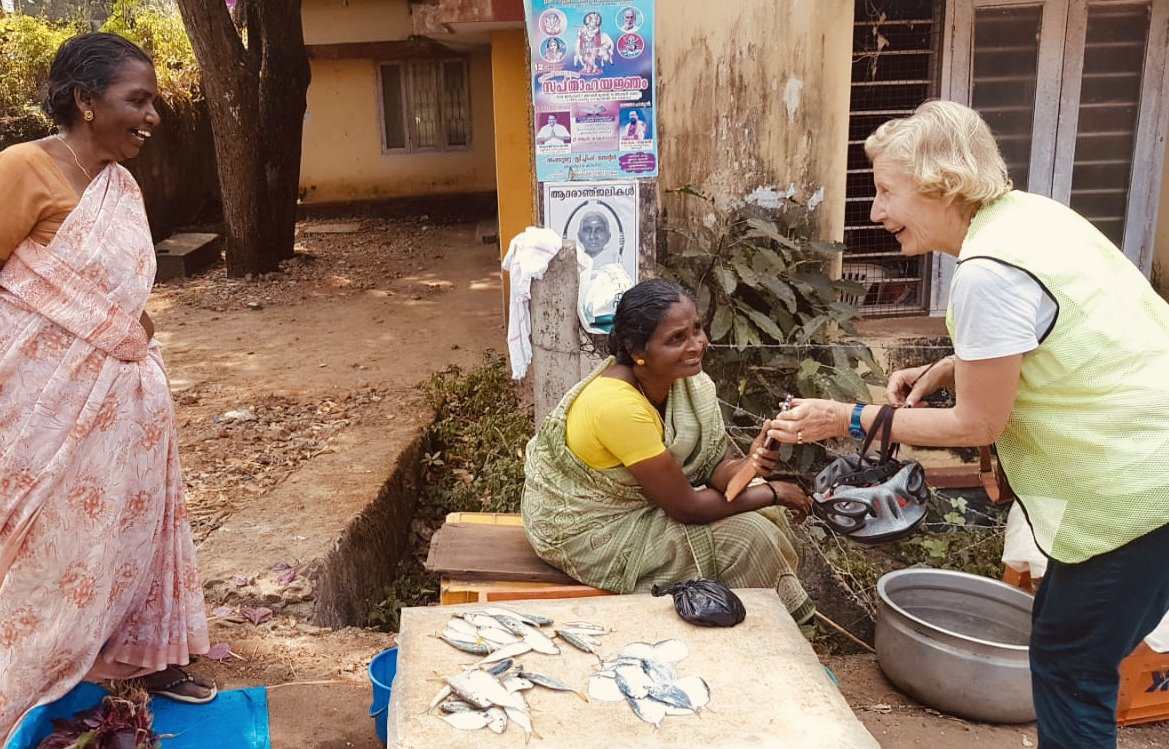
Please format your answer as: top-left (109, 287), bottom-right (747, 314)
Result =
top-left (710, 507), bottom-right (813, 624)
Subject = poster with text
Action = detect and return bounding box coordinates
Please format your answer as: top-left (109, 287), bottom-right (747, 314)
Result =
top-left (544, 181), bottom-right (639, 333)
top-left (525, 0), bottom-right (658, 182)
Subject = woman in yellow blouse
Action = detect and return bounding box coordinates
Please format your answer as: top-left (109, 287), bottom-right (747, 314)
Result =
top-left (522, 279), bottom-right (814, 623)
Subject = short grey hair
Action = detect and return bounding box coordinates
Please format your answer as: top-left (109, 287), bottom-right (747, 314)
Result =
top-left (865, 100), bottom-right (1012, 208)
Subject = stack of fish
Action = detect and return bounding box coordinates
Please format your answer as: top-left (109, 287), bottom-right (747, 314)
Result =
top-left (586, 639), bottom-right (711, 728)
top-left (437, 605), bottom-right (613, 662)
top-left (431, 605), bottom-right (607, 740)
top-left (430, 657), bottom-right (586, 743)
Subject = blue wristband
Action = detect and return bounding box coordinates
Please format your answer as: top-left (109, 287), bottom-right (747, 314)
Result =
top-left (848, 403), bottom-right (866, 440)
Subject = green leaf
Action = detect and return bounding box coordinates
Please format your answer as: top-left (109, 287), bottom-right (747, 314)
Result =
top-left (732, 314), bottom-right (753, 350)
top-left (732, 258), bottom-right (760, 288)
top-left (710, 304), bottom-right (733, 341)
top-left (762, 278), bottom-right (798, 313)
top-left (791, 271), bottom-right (834, 298)
top-left (799, 315), bottom-right (830, 342)
top-left (714, 266), bottom-right (738, 296)
top-left (832, 368), bottom-right (871, 401)
top-left (746, 218), bottom-right (799, 250)
top-left (679, 245), bottom-right (710, 258)
top-left (806, 239), bottom-right (846, 256)
top-left (736, 303), bottom-right (786, 343)
top-left (751, 247), bottom-right (788, 275)
top-left (797, 358), bottom-right (821, 380)
top-left (697, 284), bottom-right (712, 318)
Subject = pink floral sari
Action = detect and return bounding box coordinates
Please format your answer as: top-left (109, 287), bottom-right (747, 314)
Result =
top-left (0, 163), bottom-right (209, 742)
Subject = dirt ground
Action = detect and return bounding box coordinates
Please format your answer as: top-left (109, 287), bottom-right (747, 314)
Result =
top-left (148, 217), bottom-right (1167, 747)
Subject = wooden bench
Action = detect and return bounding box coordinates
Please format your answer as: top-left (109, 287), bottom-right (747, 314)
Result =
top-left (425, 512), bottom-right (613, 605)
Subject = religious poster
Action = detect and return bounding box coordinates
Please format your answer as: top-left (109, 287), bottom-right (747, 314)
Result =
top-left (524, 0), bottom-right (658, 182)
top-left (544, 181), bottom-right (640, 334)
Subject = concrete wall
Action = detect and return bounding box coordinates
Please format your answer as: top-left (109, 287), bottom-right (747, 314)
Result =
top-left (302, 0), bottom-right (413, 45)
top-left (299, 0), bottom-right (498, 203)
top-left (656, 0), bottom-right (853, 244)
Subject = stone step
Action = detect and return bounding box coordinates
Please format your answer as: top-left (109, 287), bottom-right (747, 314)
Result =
top-left (155, 232), bottom-right (221, 281)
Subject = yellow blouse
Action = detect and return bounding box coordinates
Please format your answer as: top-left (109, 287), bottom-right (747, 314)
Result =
top-left (565, 375), bottom-right (666, 470)
top-left (0, 142), bottom-right (80, 261)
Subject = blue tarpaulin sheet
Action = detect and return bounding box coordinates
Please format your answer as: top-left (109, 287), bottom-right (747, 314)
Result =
top-left (6, 683), bottom-right (270, 749)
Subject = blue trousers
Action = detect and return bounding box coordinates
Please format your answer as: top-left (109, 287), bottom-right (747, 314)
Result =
top-left (1030, 521), bottom-right (1169, 748)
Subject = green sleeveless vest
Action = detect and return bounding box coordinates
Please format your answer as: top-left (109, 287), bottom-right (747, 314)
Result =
top-left (945, 191), bottom-right (1169, 563)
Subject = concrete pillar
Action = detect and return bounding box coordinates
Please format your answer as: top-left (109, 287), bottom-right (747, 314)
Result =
top-left (530, 242), bottom-right (581, 424)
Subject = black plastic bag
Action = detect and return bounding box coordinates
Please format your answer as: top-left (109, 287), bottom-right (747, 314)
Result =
top-left (651, 579), bottom-right (746, 627)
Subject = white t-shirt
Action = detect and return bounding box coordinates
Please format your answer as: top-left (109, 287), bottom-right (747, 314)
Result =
top-left (950, 258), bottom-right (1058, 361)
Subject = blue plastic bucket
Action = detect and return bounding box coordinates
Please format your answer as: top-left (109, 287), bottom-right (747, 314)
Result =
top-left (368, 647), bottom-right (399, 745)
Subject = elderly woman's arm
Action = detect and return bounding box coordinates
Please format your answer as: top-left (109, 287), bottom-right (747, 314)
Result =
top-left (626, 452), bottom-right (809, 524)
top-left (769, 354), bottom-right (1022, 448)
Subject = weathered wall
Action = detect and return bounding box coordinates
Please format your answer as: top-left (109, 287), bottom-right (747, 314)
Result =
top-left (1155, 138), bottom-right (1169, 293)
top-left (656, 0), bottom-right (853, 244)
top-left (299, 48), bottom-right (497, 203)
top-left (302, 0), bottom-right (413, 45)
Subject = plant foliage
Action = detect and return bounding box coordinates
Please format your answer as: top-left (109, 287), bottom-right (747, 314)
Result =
top-left (660, 188), bottom-right (884, 473)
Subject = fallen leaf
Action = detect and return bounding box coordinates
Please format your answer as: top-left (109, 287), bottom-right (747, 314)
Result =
top-left (275, 568), bottom-right (298, 585)
top-left (230, 575), bottom-right (253, 588)
top-left (866, 703), bottom-right (893, 714)
top-left (210, 606), bottom-right (237, 619)
top-left (205, 643), bottom-right (233, 661)
top-left (241, 606), bottom-right (273, 625)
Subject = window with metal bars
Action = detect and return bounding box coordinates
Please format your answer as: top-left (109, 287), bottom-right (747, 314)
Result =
top-left (845, 0), bottom-right (943, 316)
top-left (379, 59), bottom-right (472, 152)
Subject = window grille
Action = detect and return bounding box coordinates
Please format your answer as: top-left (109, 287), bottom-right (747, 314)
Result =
top-left (846, 0), bottom-right (943, 316)
top-left (379, 59), bottom-right (472, 152)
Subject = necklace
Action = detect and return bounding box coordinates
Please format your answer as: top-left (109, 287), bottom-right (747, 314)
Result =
top-left (56, 134), bottom-right (94, 181)
top-left (632, 373), bottom-right (666, 414)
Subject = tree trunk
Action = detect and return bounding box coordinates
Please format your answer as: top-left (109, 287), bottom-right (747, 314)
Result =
top-left (175, 0), bottom-right (309, 276)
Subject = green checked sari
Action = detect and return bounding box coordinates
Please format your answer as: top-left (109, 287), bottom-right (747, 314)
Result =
top-left (521, 358), bottom-right (813, 623)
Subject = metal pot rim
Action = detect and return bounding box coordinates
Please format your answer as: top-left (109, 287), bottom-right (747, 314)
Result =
top-left (877, 568), bottom-right (1032, 652)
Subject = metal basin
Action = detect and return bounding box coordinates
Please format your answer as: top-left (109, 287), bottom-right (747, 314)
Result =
top-left (876, 568), bottom-right (1035, 723)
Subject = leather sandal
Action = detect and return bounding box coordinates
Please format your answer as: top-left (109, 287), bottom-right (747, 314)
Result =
top-left (141, 666), bottom-right (218, 704)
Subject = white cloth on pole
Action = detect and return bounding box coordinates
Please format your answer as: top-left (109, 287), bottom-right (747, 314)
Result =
top-left (1002, 502), bottom-right (1169, 652)
top-left (501, 227), bottom-right (563, 380)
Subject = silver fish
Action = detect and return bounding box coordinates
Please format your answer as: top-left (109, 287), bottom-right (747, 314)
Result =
top-left (425, 684), bottom-right (452, 714)
top-left (520, 623), bottom-right (560, 655)
top-left (439, 632), bottom-right (492, 656)
top-left (463, 612), bottom-right (512, 633)
top-left (618, 641), bottom-right (657, 660)
top-left (556, 628), bottom-right (602, 657)
top-left (614, 664), bottom-right (653, 699)
top-left (504, 705), bottom-right (537, 744)
top-left (484, 658), bottom-right (514, 677)
top-left (503, 676), bottom-right (534, 692)
top-left (674, 675), bottom-right (711, 709)
top-left (479, 606), bottom-right (551, 628)
top-left (445, 617), bottom-right (479, 638)
top-left (441, 710), bottom-right (492, 730)
top-left (648, 682), bottom-right (695, 711)
top-left (475, 641), bottom-right (533, 666)
top-left (651, 639), bottom-right (689, 663)
top-left (478, 627), bottom-right (522, 647)
top-left (484, 612), bottom-right (530, 637)
top-left (586, 674), bottom-right (624, 703)
top-left (626, 695), bottom-right (667, 728)
top-left (517, 667), bottom-right (588, 701)
top-left (446, 668), bottom-right (527, 711)
top-left (438, 698), bottom-right (477, 714)
top-left (562, 621), bottom-right (609, 634)
top-left (486, 706), bottom-right (508, 734)
top-left (639, 657), bottom-right (678, 687)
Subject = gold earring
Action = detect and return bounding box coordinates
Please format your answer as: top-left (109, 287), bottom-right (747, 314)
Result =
top-left (636, 358), bottom-right (645, 366)
top-left (83, 111), bottom-right (94, 122)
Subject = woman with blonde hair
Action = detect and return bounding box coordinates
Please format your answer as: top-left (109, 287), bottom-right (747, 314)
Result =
top-left (770, 100), bottom-right (1169, 747)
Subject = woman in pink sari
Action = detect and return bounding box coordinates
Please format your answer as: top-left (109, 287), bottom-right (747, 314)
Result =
top-left (0, 33), bottom-right (213, 742)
